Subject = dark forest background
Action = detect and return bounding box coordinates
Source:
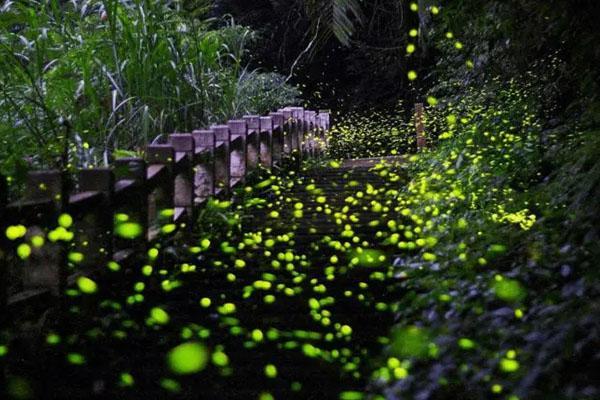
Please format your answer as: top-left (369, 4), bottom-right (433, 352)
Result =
top-left (217, 0), bottom-right (600, 122)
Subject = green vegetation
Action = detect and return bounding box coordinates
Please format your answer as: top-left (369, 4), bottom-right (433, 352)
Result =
top-left (0, 0), bottom-right (299, 182)
top-left (1, 1), bottom-right (599, 399)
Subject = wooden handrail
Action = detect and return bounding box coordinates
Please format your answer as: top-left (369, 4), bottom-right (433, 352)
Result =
top-left (0, 107), bottom-right (331, 316)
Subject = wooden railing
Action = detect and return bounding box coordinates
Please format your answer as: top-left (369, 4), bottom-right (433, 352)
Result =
top-left (0, 106), bottom-right (330, 319)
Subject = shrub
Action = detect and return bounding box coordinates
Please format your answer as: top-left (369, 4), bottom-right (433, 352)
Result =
top-left (0, 0), bottom-right (299, 186)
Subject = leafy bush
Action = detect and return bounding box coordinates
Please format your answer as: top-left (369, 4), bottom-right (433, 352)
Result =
top-left (0, 0), bottom-right (300, 184)
top-left (236, 71), bottom-right (301, 116)
top-left (359, 79), bottom-right (600, 399)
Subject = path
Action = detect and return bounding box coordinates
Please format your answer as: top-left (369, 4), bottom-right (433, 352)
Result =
top-left (9, 157), bottom-right (407, 400)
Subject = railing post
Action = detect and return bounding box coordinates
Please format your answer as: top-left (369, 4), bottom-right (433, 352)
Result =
top-left (212, 125), bottom-right (231, 197)
top-left (243, 115), bottom-right (261, 171)
top-left (280, 108), bottom-right (294, 156)
top-left (304, 110), bottom-right (316, 157)
top-left (169, 134), bottom-right (195, 224)
top-left (192, 129), bottom-right (215, 205)
top-left (317, 110), bottom-right (331, 151)
top-left (146, 145), bottom-right (175, 240)
top-left (415, 103), bottom-right (426, 151)
top-left (290, 107), bottom-right (305, 156)
top-left (16, 171), bottom-right (64, 296)
top-left (269, 112), bottom-right (285, 164)
top-left (113, 158), bottom-right (148, 261)
top-left (259, 116), bottom-right (274, 168)
top-left (228, 120), bottom-right (247, 188)
top-left (72, 168), bottom-right (115, 268)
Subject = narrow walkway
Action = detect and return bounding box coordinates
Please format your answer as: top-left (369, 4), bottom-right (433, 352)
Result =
top-left (17, 158), bottom-right (407, 399)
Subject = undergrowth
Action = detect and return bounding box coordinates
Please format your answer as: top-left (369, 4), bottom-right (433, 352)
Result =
top-left (348, 80), bottom-right (600, 399)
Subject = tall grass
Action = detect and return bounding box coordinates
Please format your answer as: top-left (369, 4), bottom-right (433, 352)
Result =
top-left (0, 0), bottom-right (299, 182)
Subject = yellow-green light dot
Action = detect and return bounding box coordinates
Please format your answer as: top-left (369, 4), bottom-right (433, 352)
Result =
top-left (77, 276), bottom-right (98, 294)
top-left (427, 96), bottom-right (438, 106)
top-left (58, 213), bottom-right (73, 228)
top-left (200, 297), bottom-right (211, 308)
top-left (264, 364), bottom-right (277, 378)
top-left (46, 333), bottom-right (61, 345)
top-left (31, 235), bottom-right (45, 248)
top-left (5, 225), bottom-right (26, 240)
top-left (458, 338), bottom-right (475, 349)
top-left (393, 367), bottom-right (408, 379)
top-left (119, 372), bottom-right (134, 387)
top-left (340, 325), bottom-right (352, 336)
top-left (107, 261), bottom-right (121, 271)
top-left (67, 352), bottom-right (86, 365)
top-left (212, 351), bottom-right (229, 367)
top-left (408, 71), bottom-right (417, 81)
top-left (161, 224), bottom-right (176, 235)
top-left (115, 222), bottom-right (143, 239)
top-left (150, 307), bottom-right (170, 325)
top-left (259, 392), bottom-right (274, 400)
top-left (160, 378), bottom-right (181, 392)
top-left (252, 329), bottom-right (264, 342)
top-left (17, 243), bottom-right (31, 259)
top-left (219, 303), bottom-right (236, 314)
top-left (340, 391), bottom-right (364, 400)
top-left (148, 248), bottom-right (159, 260)
top-left (167, 342), bottom-right (209, 375)
top-left (68, 252), bottom-right (84, 264)
top-left (500, 358), bottom-right (520, 373)
top-left (264, 295), bottom-right (276, 304)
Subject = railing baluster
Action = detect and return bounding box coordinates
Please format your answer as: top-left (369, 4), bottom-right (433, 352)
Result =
top-left (212, 125), bottom-right (231, 197)
top-left (243, 115), bottom-right (261, 171)
top-left (269, 112), bottom-right (285, 164)
top-left (113, 158), bottom-right (148, 263)
top-left (169, 134), bottom-right (195, 225)
top-left (72, 168), bottom-right (115, 269)
top-left (192, 129), bottom-right (216, 204)
top-left (290, 107), bottom-right (305, 156)
top-left (228, 120), bottom-right (247, 188)
top-left (317, 110), bottom-right (331, 151)
top-left (147, 145), bottom-right (175, 240)
top-left (259, 116), bottom-right (274, 168)
top-left (18, 171), bottom-right (63, 296)
top-left (304, 110), bottom-right (316, 157)
top-left (280, 108), bottom-right (294, 156)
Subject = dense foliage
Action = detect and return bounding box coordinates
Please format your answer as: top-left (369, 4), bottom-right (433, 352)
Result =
top-left (219, 0), bottom-right (600, 119)
top-left (1, 0), bottom-right (599, 399)
top-left (0, 0), bottom-right (299, 182)
top-left (370, 82), bottom-right (598, 399)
